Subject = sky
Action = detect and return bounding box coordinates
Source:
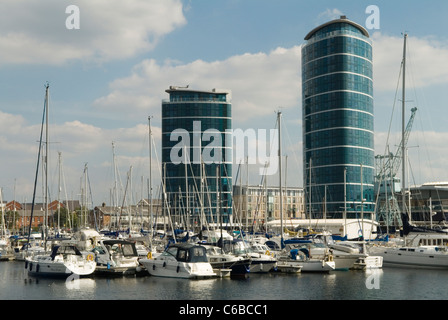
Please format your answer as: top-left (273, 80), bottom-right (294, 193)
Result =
top-left (1, 0), bottom-right (448, 207)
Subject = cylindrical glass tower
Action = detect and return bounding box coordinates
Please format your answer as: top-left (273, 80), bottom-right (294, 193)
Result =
top-left (302, 16), bottom-right (375, 221)
top-left (162, 87), bottom-right (232, 227)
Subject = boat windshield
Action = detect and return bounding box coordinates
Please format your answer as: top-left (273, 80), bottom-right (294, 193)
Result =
top-left (121, 243), bottom-right (137, 257)
top-left (187, 246), bottom-right (208, 263)
top-left (51, 245), bottom-right (82, 260)
top-left (92, 246), bottom-right (106, 254)
top-left (163, 246), bottom-right (178, 258)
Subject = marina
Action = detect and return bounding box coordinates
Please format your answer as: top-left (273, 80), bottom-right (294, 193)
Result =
top-left (1, 6), bottom-right (448, 317)
top-left (1, 258), bottom-right (448, 302)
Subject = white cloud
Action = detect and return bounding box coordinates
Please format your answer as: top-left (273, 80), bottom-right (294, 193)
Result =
top-left (94, 46), bottom-right (303, 125)
top-left (4, 29), bottom-right (448, 202)
top-left (93, 32), bottom-right (448, 127)
top-left (316, 8), bottom-right (344, 24)
top-left (0, 109), bottom-right (162, 202)
top-left (0, 0), bottom-right (186, 65)
top-left (372, 32), bottom-right (448, 92)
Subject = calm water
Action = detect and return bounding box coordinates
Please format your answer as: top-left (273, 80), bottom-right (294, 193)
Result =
top-left (1, 260), bottom-right (448, 302)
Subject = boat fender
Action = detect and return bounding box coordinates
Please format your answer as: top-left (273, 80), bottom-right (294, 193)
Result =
top-left (152, 265), bottom-right (156, 270)
top-left (163, 262), bottom-right (166, 268)
top-left (29, 263), bottom-right (33, 271)
top-left (24, 261), bottom-right (28, 269)
top-left (177, 266), bottom-right (180, 273)
top-left (36, 264), bottom-right (40, 273)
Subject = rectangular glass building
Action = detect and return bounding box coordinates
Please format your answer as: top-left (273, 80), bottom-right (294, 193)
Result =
top-left (301, 16), bottom-right (375, 223)
top-left (162, 87), bottom-right (233, 227)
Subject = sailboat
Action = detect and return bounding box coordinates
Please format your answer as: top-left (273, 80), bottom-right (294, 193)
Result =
top-left (26, 242), bottom-right (96, 277)
top-left (0, 189), bottom-right (15, 261)
top-left (273, 111), bottom-right (334, 272)
top-left (369, 34), bottom-right (448, 269)
top-left (25, 84), bottom-right (96, 278)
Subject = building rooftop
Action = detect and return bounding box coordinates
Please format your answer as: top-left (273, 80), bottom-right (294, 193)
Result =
top-left (165, 86), bottom-right (230, 95)
top-left (304, 15), bottom-right (370, 40)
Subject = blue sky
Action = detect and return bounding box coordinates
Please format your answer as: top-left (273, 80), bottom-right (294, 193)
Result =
top-left (1, 0), bottom-right (448, 206)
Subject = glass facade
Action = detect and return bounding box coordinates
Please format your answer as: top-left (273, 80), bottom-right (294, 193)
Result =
top-left (162, 88), bottom-right (232, 225)
top-left (302, 17), bottom-right (375, 221)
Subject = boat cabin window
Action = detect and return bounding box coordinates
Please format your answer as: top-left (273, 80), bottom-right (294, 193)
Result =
top-left (177, 249), bottom-right (188, 262)
top-left (419, 238), bottom-right (448, 246)
top-left (163, 246), bottom-right (178, 258)
top-left (188, 247), bottom-right (208, 263)
top-left (121, 244), bottom-right (136, 257)
top-left (51, 245), bottom-right (82, 260)
top-left (92, 246), bottom-right (106, 254)
top-left (265, 241), bottom-right (281, 251)
top-left (59, 246), bottom-right (80, 255)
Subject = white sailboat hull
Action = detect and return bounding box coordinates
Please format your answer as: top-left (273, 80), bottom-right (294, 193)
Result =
top-left (371, 246), bottom-right (448, 269)
top-left (26, 255), bottom-right (96, 277)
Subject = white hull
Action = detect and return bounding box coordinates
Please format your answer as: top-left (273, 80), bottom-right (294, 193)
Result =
top-left (332, 253), bottom-right (383, 270)
top-left (139, 243), bottom-right (217, 279)
top-left (91, 239), bottom-right (141, 276)
top-left (352, 256), bottom-right (383, 270)
top-left (332, 254), bottom-right (360, 270)
top-left (301, 260), bottom-right (335, 272)
top-left (277, 258), bottom-right (334, 272)
top-left (275, 262), bottom-right (302, 273)
top-left (0, 239), bottom-right (14, 261)
top-left (26, 254), bottom-right (96, 277)
top-left (140, 259), bottom-right (216, 279)
top-left (371, 246), bottom-right (448, 269)
top-left (0, 249), bottom-right (15, 261)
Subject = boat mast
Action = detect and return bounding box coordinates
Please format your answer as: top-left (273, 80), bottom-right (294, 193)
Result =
top-left (344, 167), bottom-right (347, 237)
top-left (57, 152), bottom-right (62, 233)
top-left (27, 84), bottom-right (48, 244)
top-left (277, 111), bottom-right (283, 246)
top-left (148, 116), bottom-right (153, 235)
top-left (44, 83), bottom-right (49, 248)
top-left (401, 33), bottom-right (408, 220)
top-left (1, 188), bottom-right (5, 239)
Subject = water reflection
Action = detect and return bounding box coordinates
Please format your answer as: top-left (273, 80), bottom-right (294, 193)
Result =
top-left (3, 261), bottom-right (448, 300)
top-left (65, 278), bottom-right (96, 290)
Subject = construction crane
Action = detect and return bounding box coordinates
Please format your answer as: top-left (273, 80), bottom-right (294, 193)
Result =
top-left (375, 107), bottom-right (417, 229)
